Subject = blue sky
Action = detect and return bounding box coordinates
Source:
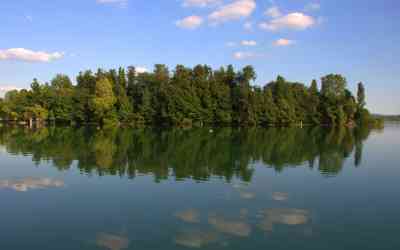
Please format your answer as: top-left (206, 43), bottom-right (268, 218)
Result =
top-left (0, 0), bottom-right (399, 114)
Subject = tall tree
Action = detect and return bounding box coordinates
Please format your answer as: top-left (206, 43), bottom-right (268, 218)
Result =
top-left (90, 77), bottom-right (116, 124)
top-left (357, 82), bottom-right (366, 109)
top-left (50, 74), bottom-right (74, 122)
top-left (236, 65), bottom-right (256, 125)
top-left (115, 67), bottom-right (131, 121)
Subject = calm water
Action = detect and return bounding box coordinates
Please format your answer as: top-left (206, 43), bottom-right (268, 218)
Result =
top-left (0, 124), bottom-right (399, 250)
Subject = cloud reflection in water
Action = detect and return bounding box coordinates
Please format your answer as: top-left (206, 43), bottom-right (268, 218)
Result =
top-left (175, 209), bottom-right (200, 224)
top-left (272, 192), bottom-right (289, 201)
top-left (174, 230), bottom-right (219, 248)
top-left (96, 233), bottom-right (129, 250)
top-left (208, 214), bottom-right (251, 237)
top-left (258, 208), bottom-right (310, 232)
top-left (0, 177), bottom-right (64, 192)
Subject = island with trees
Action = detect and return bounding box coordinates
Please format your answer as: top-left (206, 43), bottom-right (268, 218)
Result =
top-left (0, 64), bottom-right (382, 127)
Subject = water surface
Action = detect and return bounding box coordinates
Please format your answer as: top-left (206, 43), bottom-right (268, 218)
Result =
top-left (0, 125), bottom-right (399, 250)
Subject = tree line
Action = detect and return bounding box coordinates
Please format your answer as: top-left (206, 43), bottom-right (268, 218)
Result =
top-left (0, 64), bottom-right (380, 127)
top-left (372, 114), bottom-right (400, 122)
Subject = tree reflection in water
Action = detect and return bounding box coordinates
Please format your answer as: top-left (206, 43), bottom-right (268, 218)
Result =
top-left (0, 125), bottom-right (374, 182)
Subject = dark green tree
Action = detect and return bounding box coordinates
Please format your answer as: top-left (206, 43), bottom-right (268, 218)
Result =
top-left (357, 82), bottom-right (366, 109)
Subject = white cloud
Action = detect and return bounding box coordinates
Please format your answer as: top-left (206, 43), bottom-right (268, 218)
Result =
top-left (208, 0), bottom-right (256, 24)
top-left (0, 86), bottom-right (21, 92)
top-left (265, 6), bottom-right (281, 18)
top-left (25, 15), bottom-right (33, 22)
top-left (227, 40), bottom-right (257, 47)
top-left (259, 12), bottom-right (316, 31)
top-left (136, 67), bottom-right (149, 74)
top-left (244, 21), bottom-right (253, 30)
top-left (96, 0), bottom-right (128, 7)
top-left (241, 40), bottom-right (257, 46)
top-left (273, 38), bottom-right (295, 46)
top-left (0, 48), bottom-right (64, 63)
top-left (304, 3), bottom-right (320, 12)
top-left (183, 0), bottom-right (221, 8)
top-left (233, 51), bottom-right (264, 60)
top-left (0, 86), bottom-right (22, 97)
top-left (176, 15), bottom-right (204, 29)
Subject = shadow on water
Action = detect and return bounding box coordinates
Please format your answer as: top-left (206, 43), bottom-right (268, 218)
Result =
top-left (0, 125), bottom-right (376, 181)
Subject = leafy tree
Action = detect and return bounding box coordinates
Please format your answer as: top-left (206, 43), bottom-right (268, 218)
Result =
top-left (0, 98), bottom-right (5, 119)
top-left (24, 104), bottom-right (49, 121)
top-left (261, 87), bottom-right (277, 124)
top-left (308, 79), bottom-right (320, 124)
top-left (90, 77), bottom-right (116, 124)
top-left (75, 70), bottom-right (96, 122)
top-left (114, 67), bottom-right (132, 121)
top-left (343, 90), bottom-right (357, 124)
top-left (321, 74), bottom-right (347, 99)
top-left (234, 65), bottom-right (256, 125)
top-left (51, 74), bottom-right (73, 90)
top-left (211, 67), bottom-right (232, 124)
top-left (50, 74), bottom-right (74, 122)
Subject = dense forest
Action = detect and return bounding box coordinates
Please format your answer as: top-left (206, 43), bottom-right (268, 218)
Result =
top-left (0, 64), bottom-right (381, 127)
top-left (0, 126), bottom-right (373, 181)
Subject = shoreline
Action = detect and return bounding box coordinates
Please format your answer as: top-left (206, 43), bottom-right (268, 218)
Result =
top-left (0, 119), bottom-right (383, 129)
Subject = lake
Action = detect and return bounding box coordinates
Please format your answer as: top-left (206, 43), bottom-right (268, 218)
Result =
top-left (0, 124), bottom-right (399, 250)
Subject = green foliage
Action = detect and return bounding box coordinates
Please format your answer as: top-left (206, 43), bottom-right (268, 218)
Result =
top-left (24, 104), bottom-right (49, 121)
top-left (0, 65), bottom-right (374, 127)
top-left (308, 79), bottom-right (321, 124)
top-left (49, 74), bottom-right (74, 122)
top-left (90, 77), bottom-right (116, 123)
top-left (321, 74), bottom-right (347, 99)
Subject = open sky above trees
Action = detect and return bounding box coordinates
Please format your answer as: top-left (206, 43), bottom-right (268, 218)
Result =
top-left (0, 0), bottom-right (399, 114)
